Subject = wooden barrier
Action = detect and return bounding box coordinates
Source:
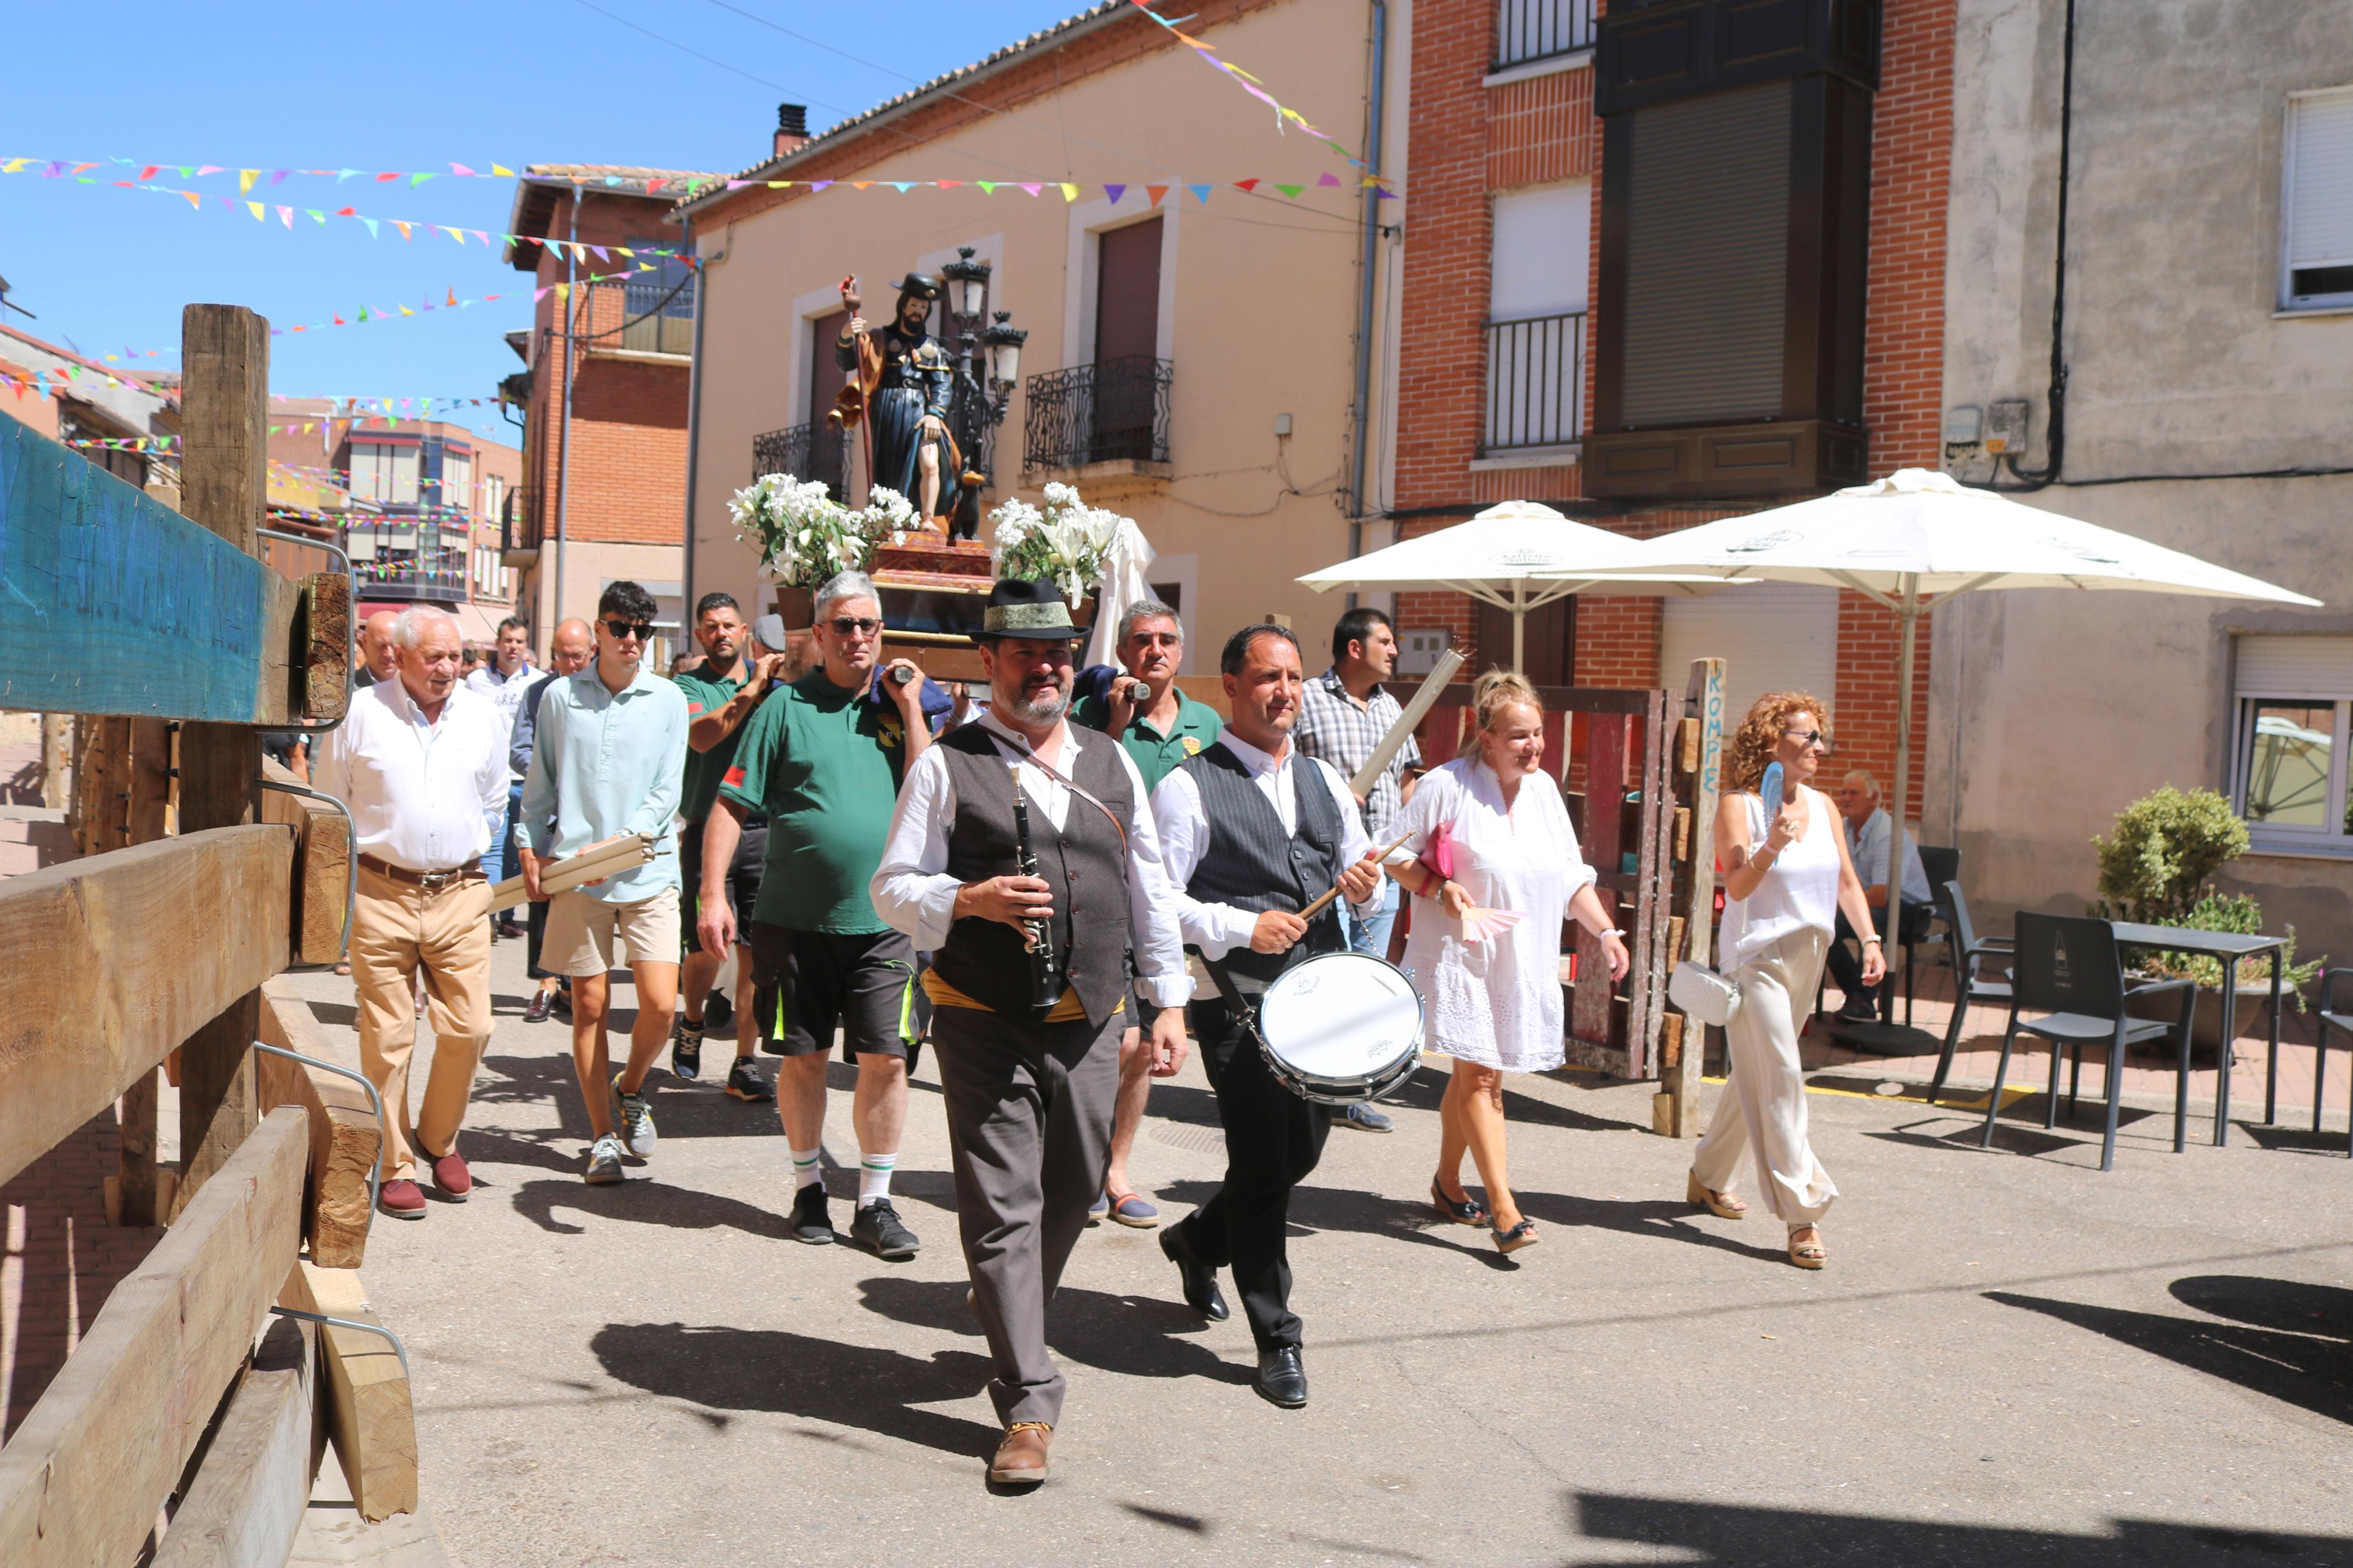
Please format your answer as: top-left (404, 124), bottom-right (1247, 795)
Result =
top-left (258, 984), bottom-right (381, 1268)
top-left (261, 756), bottom-right (353, 965)
top-left (150, 1314), bottom-right (320, 1568)
top-left (1656, 659), bottom-right (1727, 1137)
top-left (0, 825), bottom-right (292, 1190)
top-left (0, 1108), bottom-right (310, 1567)
top-left (281, 1262), bottom-right (418, 1523)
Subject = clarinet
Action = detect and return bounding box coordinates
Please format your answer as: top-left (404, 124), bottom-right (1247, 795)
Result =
top-left (1012, 780), bottom-right (1063, 1010)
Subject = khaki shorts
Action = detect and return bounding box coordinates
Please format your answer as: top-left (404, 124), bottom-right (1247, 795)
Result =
top-left (544, 887), bottom-right (683, 978)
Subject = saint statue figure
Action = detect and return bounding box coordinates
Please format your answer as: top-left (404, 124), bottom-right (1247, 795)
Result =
top-left (837, 273), bottom-right (957, 524)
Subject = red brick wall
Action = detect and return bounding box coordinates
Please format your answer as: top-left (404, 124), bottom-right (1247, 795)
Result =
top-left (1488, 65), bottom-right (1596, 187)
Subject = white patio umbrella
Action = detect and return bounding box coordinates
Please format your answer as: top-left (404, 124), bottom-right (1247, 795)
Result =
top-left (1297, 499), bottom-right (1740, 673)
top-left (1564, 467), bottom-right (2323, 908)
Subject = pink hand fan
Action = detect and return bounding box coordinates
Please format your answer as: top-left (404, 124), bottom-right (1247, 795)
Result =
top-left (1456, 905), bottom-right (1525, 943)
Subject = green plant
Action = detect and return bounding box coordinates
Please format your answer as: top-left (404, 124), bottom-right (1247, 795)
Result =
top-left (2091, 786), bottom-right (2249, 925)
top-left (726, 474), bottom-right (916, 588)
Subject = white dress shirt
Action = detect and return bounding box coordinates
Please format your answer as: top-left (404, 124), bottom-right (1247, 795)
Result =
top-left (869, 712), bottom-right (1193, 1009)
top-left (464, 660), bottom-right (538, 781)
top-left (1148, 730), bottom-right (1379, 962)
top-left (314, 678), bottom-right (511, 872)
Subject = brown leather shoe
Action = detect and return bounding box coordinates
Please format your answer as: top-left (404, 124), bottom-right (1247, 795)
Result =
top-left (428, 1148), bottom-right (471, 1201)
top-left (987, 1421), bottom-right (1052, 1485)
top-left (378, 1178), bottom-right (427, 1219)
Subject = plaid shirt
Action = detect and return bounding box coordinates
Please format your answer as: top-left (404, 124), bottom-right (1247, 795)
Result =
top-left (1295, 666), bottom-right (1422, 842)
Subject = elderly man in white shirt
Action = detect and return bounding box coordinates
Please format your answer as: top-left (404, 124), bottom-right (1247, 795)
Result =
top-left (1144, 622), bottom-right (1383, 1415)
top-left (314, 607), bottom-right (510, 1221)
top-left (869, 578), bottom-right (1191, 1488)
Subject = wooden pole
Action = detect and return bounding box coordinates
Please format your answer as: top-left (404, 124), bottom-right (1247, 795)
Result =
top-left (173, 303), bottom-right (271, 1208)
top-left (38, 713), bottom-right (69, 809)
top-left (1656, 657), bottom-right (1725, 1138)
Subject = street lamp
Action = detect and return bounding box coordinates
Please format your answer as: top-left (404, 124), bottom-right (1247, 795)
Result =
top-left (941, 246), bottom-right (992, 321)
top-left (938, 247), bottom-right (1027, 540)
top-left (981, 310), bottom-right (1028, 412)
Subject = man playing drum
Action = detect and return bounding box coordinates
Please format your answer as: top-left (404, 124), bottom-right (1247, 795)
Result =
top-left (1149, 624), bottom-right (1385, 1410)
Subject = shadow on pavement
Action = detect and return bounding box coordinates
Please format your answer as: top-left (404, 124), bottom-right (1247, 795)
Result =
top-left (474, 1052), bottom-right (783, 1143)
top-left (1571, 1491), bottom-right (2350, 1565)
top-left (854, 1276), bottom-right (1253, 1386)
top-left (1987, 1275), bottom-right (2353, 1427)
top-left (2237, 1122), bottom-right (2352, 1158)
top-left (509, 1177), bottom-right (797, 1240)
top-left (590, 1321), bottom-right (1001, 1457)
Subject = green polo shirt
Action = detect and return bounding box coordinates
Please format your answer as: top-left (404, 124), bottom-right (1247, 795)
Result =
top-left (716, 672), bottom-right (911, 933)
top-left (1074, 685), bottom-right (1222, 795)
top-left (673, 662), bottom-right (763, 827)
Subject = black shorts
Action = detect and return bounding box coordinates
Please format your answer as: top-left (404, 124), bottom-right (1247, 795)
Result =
top-left (750, 925), bottom-right (925, 1061)
top-left (680, 818), bottom-right (765, 952)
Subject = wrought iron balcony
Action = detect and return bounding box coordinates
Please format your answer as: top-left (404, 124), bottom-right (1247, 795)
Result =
top-left (1482, 311), bottom-right (1587, 454)
top-left (751, 420), bottom-right (852, 500)
top-left (1023, 356), bottom-right (1173, 472)
top-left (1494, 0), bottom-right (1596, 70)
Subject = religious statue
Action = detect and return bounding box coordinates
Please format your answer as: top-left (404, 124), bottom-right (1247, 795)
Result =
top-left (832, 273), bottom-right (960, 529)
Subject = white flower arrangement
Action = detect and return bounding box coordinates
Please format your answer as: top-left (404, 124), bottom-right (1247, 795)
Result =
top-left (726, 474), bottom-right (908, 587)
top-left (987, 482), bottom-right (1133, 605)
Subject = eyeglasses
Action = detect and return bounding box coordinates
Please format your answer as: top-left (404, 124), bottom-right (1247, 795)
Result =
top-left (1782, 728), bottom-right (1829, 748)
top-left (826, 616), bottom-right (882, 637)
top-left (603, 619), bottom-right (654, 642)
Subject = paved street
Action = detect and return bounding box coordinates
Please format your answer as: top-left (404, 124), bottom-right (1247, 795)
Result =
top-left (277, 940), bottom-right (2353, 1568)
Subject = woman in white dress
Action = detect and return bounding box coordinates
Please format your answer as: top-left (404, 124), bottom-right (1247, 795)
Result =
top-left (1687, 692), bottom-right (1882, 1270)
top-left (1387, 673), bottom-right (1630, 1254)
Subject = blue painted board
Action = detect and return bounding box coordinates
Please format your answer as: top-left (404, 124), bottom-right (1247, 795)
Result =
top-left (0, 415), bottom-right (271, 720)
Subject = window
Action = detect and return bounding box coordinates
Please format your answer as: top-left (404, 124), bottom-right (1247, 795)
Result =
top-left (440, 450), bottom-right (472, 516)
top-left (2282, 86), bottom-right (2353, 311)
top-left (1485, 181), bottom-right (1591, 451)
top-left (349, 440), bottom-right (418, 506)
top-left (2233, 635), bottom-right (2353, 851)
top-left (1495, 0), bottom-right (1596, 72)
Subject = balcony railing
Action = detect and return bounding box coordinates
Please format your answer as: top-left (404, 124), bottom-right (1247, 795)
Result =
top-left (620, 275), bottom-right (695, 356)
top-left (1494, 0), bottom-right (1596, 70)
top-left (1024, 356), bottom-right (1173, 472)
top-left (752, 420), bottom-right (852, 500)
top-left (1482, 311), bottom-right (1586, 454)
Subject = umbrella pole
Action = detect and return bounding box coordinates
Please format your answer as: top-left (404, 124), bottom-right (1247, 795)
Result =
top-left (1887, 578), bottom-right (1918, 945)
top-left (1513, 582), bottom-right (1527, 673)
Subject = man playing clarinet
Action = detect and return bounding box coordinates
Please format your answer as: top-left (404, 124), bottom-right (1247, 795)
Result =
top-left (1149, 624), bottom-right (1385, 1410)
top-left (870, 578), bottom-right (1193, 1488)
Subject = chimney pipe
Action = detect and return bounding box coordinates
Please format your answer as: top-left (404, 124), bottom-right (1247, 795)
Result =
top-left (774, 103), bottom-right (810, 159)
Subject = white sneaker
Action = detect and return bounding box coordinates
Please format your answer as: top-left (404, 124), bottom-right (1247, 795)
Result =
top-left (584, 1133), bottom-right (626, 1184)
top-left (608, 1073), bottom-right (657, 1157)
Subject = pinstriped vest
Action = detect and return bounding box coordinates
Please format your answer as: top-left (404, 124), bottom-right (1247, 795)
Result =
top-left (1177, 742), bottom-right (1346, 994)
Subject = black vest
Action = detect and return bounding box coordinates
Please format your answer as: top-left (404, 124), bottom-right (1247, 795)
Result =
top-left (932, 724), bottom-right (1134, 1027)
top-left (1177, 742), bottom-right (1347, 994)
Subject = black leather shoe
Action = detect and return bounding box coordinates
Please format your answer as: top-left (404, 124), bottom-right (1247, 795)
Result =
top-left (1254, 1346), bottom-right (1308, 1409)
top-left (1159, 1224), bottom-right (1229, 1322)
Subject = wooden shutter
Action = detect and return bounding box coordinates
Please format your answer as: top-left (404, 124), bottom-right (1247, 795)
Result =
top-left (807, 309), bottom-right (849, 426)
top-left (1474, 598), bottom-right (1575, 685)
top-left (1095, 218), bottom-right (1163, 365)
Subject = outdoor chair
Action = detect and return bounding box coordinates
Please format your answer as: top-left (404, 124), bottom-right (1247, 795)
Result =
top-left (1927, 880), bottom-right (2011, 1105)
top-left (1883, 845), bottom-right (1962, 1026)
top-left (2312, 969), bottom-right (2353, 1157)
top-left (1980, 912), bottom-right (2197, 1172)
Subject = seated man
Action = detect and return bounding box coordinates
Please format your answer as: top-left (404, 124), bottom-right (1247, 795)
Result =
top-left (1829, 769), bottom-right (1933, 1022)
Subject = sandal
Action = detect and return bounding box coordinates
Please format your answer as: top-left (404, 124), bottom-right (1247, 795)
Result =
top-left (1430, 1178), bottom-right (1488, 1227)
top-left (1686, 1171), bottom-right (1748, 1219)
top-left (1491, 1216), bottom-right (1539, 1254)
top-left (1787, 1225), bottom-right (1826, 1270)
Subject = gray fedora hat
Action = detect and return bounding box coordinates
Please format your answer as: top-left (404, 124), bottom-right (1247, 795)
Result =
top-left (979, 578), bottom-right (1079, 641)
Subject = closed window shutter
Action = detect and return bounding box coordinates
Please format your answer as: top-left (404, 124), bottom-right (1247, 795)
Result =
top-left (2286, 89), bottom-right (2353, 304)
top-left (1659, 584), bottom-right (1838, 722)
top-left (1621, 80), bottom-right (1790, 426)
top-left (2237, 634), bottom-right (2353, 698)
top-left (1491, 181), bottom-right (1591, 318)
top-left (1095, 218), bottom-right (1163, 365)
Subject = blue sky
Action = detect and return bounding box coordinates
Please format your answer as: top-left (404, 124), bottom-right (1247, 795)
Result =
top-left (1, 0), bottom-right (1096, 442)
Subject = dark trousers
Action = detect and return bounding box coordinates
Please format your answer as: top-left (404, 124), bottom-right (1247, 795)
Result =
top-left (1177, 999), bottom-right (1332, 1352)
top-left (932, 1002), bottom-right (1122, 1428)
top-left (1826, 904), bottom-right (1923, 1007)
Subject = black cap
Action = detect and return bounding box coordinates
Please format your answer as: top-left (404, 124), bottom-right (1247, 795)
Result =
top-left (979, 578), bottom-right (1078, 641)
top-left (892, 273), bottom-right (943, 303)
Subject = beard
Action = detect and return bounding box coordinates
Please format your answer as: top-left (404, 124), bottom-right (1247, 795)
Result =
top-left (1007, 681), bottom-right (1070, 725)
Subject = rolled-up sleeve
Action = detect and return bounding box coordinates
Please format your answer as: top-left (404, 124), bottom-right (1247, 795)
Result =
top-left (870, 745), bottom-right (963, 951)
top-left (1113, 747), bottom-right (1192, 1007)
top-left (1149, 769), bottom-right (1261, 962)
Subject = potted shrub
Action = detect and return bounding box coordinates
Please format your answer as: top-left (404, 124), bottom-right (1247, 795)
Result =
top-left (2093, 787), bottom-right (2320, 1053)
top-left (727, 474), bottom-right (918, 629)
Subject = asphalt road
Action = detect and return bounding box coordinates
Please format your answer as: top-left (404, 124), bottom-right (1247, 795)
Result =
top-left (277, 941), bottom-right (2353, 1567)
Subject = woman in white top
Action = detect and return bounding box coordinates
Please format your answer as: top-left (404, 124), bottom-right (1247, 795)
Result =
top-left (1688, 692), bottom-right (1882, 1269)
top-left (1387, 673), bottom-right (1630, 1255)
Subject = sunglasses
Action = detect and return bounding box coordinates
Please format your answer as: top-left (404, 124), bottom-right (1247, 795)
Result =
top-left (826, 616), bottom-right (883, 637)
top-left (603, 619), bottom-right (655, 642)
top-left (1782, 728), bottom-right (1829, 748)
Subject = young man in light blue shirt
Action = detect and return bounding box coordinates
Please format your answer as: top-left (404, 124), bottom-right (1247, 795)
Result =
top-left (520, 582), bottom-right (690, 1183)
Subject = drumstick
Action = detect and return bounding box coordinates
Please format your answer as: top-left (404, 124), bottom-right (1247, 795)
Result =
top-left (1348, 648), bottom-right (1464, 798)
top-left (1298, 829), bottom-right (1417, 922)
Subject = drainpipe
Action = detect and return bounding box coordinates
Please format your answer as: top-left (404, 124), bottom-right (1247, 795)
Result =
top-left (680, 214), bottom-right (704, 623)
top-left (1345, 0), bottom-right (1390, 566)
top-left (553, 191), bottom-right (579, 627)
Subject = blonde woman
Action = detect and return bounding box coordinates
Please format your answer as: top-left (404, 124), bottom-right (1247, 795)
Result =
top-left (1688, 693), bottom-right (1882, 1269)
top-left (1387, 673), bottom-right (1630, 1255)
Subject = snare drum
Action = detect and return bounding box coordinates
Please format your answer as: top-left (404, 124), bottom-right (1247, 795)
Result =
top-left (1251, 952), bottom-right (1424, 1106)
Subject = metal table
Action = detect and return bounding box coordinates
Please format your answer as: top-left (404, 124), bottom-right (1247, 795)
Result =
top-left (2110, 922), bottom-right (2287, 1147)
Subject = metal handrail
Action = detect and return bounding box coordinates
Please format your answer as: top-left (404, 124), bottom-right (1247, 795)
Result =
top-left (253, 1039), bottom-right (382, 1229)
top-left (1023, 355), bottom-right (1173, 471)
top-left (255, 777), bottom-right (356, 963)
top-left (258, 527), bottom-right (355, 735)
top-left (1493, 0), bottom-right (1596, 70)
top-left (269, 1306), bottom-right (410, 1379)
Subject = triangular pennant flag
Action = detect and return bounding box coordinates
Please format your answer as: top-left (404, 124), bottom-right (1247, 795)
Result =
top-left (810, 180), bottom-right (832, 192)
top-left (357, 305), bottom-right (370, 322)
top-left (1059, 183), bottom-right (1080, 201)
top-left (247, 200), bottom-right (265, 221)
top-left (1146, 184), bottom-right (1169, 207)
top-left (1020, 182), bottom-right (1042, 197)
top-left (1188, 183), bottom-right (1212, 204)
top-left (239, 168), bottom-right (259, 194)
top-left (450, 163), bottom-right (476, 177)
top-left (196, 164), bottom-right (224, 176)
top-left (1233, 178), bottom-right (1261, 191)
top-left (850, 181), bottom-right (872, 190)
top-left (554, 283), bottom-right (569, 300)
top-left (334, 205), bottom-right (355, 216)
top-left (276, 205), bottom-right (292, 227)
top-left (534, 288), bottom-right (551, 302)
top-left (307, 208), bottom-right (324, 223)
top-left (767, 180), bottom-right (789, 188)
top-left (1105, 184), bottom-right (1127, 204)
top-left (399, 305), bottom-right (414, 316)
top-left (361, 217), bottom-right (379, 237)
top-left (890, 182), bottom-right (913, 193)
top-left (180, 190), bottom-right (201, 210)
top-left (271, 170), bottom-right (288, 186)
top-left (447, 288), bottom-right (458, 306)
top-left (1275, 183), bottom-right (1305, 198)
top-left (939, 180), bottom-right (963, 190)
top-left (336, 169), bottom-right (359, 183)
top-left (472, 230), bottom-right (490, 246)
top-left (393, 220), bottom-right (413, 240)
top-left (449, 226), bottom-right (467, 244)
top-left (978, 181), bottom-right (998, 193)
top-left (137, 164), bottom-right (159, 180)
top-left (374, 171), bottom-right (398, 182)
top-left (410, 172), bottom-right (436, 186)
top-left (588, 244), bottom-right (608, 261)
top-left (492, 163), bottom-right (514, 177)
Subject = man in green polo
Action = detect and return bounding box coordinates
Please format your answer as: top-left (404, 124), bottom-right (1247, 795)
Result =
top-left (1072, 598), bottom-right (1220, 1229)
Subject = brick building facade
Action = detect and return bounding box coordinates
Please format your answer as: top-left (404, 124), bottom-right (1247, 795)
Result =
top-left (1389, 0), bottom-right (1955, 819)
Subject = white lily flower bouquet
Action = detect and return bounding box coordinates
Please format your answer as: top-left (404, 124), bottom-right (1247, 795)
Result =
top-left (727, 474), bottom-right (915, 587)
top-left (988, 482), bottom-right (1133, 605)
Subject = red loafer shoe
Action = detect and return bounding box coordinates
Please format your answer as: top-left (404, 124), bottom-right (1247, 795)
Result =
top-left (428, 1149), bottom-right (471, 1202)
top-left (378, 1178), bottom-right (428, 1219)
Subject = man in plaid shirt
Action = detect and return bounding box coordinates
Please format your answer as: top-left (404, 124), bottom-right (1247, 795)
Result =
top-left (1294, 606), bottom-right (1422, 1133)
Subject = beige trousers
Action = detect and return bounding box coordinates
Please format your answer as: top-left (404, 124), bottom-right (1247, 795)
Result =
top-left (1692, 927), bottom-right (1839, 1226)
top-left (352, 865), bottom-right (494, 1181)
